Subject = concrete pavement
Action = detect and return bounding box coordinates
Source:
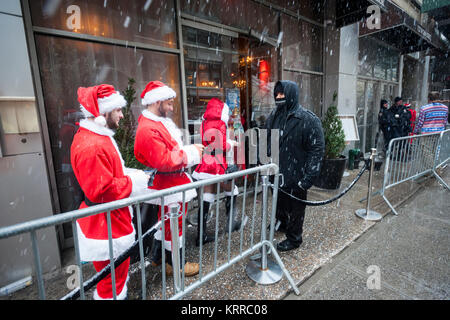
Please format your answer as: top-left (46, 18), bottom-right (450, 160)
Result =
top-left (285, 167), bottom-right (450, 300)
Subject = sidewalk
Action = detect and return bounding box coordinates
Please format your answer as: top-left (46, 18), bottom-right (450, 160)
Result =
top-left (285, 166), bottom-right (450, 300)
top-left (1, 163), bottom-right (448, 300)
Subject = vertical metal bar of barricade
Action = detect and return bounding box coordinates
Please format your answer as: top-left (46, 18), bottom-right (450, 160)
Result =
top-left (30, 230), bottom-right (45, 300)
top-left (239, 175), bottom-right (248, 255)
top-left (169, 203), bottom-right (182, 294)
top-left (181, 192), bottom-right (186, 291)
top-left (269, 174), bottom-right (280, 246)
top-left (198, 187), bottom-right (204, 280)
top-left (260, 176), bottom-right (269, 271)
top-left (250, 172), bottom-right (259, 247)
top-left (71, 220), bottom-right (85, 300)
top-left (213, 183), bottom-right (220, 272)
top-left (227, 179), bottom-right (236, 263)
top-left (135, 203), bottom-right (146, 300)
top-left (433, 130), bottom-right (450, 190)
top-left (106, 210), bottom-right (117, 300)
top-left (161, 196), bottom-right (166, 300)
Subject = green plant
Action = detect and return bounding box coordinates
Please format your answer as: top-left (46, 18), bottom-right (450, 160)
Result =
top-left (115, 78), bottom-right (146, 170)
top-left (322, 91), bottom-right (346, 159)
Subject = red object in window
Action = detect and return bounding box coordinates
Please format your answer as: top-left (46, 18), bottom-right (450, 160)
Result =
top-left (259, 60), bottom-right (270, 91)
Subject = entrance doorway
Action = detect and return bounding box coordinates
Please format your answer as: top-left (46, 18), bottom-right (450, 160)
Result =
top-left (182, 24), bottom-right (278, 143)
top-left (357, 79), bottom-right (398, 153)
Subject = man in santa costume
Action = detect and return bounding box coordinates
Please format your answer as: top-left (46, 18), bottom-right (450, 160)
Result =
top-left (71, 84), bottom-right (150, 300)
top-left (134, 80), bottom-right (203, 277)
top-left (191, 98), bottom-right (247, 246)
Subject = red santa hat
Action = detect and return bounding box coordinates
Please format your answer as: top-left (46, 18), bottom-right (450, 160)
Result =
top-left (203, 98), bottom-right (230, 125)
top-left (78, 84), bottom-right (126, 126)
top-left (141, 81), bottom-right (176, 106)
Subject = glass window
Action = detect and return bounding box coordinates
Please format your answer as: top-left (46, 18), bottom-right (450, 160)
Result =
top-left (282, 15), bottom-right (323, 73)
top-left (181, 0), bottom-right (279, 37)
top-left (359, 36), bottom-right (400, 81)
top-left (30, 0), bottom-right (177, 48)
top-left (183, 26), bottom-right (239, 135)
top-left (283, 71), bottom-right (322, 117)
top-left (34, 34), bottom-right (181, 215)
top-left (270, 0), bottom-right (324, 23)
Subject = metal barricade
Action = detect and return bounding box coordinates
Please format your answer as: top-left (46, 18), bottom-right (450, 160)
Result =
top-left (433, 129), bottom-right (450, 189)
top-left (0, 163), bottom-right (300, 300)
top-left (381, 129), bottom-right (450, 215)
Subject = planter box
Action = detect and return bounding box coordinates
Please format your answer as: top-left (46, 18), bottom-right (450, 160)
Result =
top-left (313, 156), bottom-right (348, 190)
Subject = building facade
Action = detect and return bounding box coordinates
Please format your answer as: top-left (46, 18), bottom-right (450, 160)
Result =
top-left (0, 0), bottom-right (448, 289)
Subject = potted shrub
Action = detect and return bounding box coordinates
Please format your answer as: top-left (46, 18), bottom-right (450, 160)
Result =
top-left (313, 92), bottom-right (347, 190)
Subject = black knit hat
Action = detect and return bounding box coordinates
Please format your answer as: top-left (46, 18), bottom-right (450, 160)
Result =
top-left (394, 96), bottom-right (402, 103)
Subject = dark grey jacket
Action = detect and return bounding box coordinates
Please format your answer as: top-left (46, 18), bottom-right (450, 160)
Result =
top-left (265, 80), bottom-right (325, 190)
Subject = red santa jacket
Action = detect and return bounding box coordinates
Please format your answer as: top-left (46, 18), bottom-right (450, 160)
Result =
top-left (192, 98), bottom-right (233, 180)
top-left (71, 119), bottom-right (148, 261)
top-left (134, 109), bottom-right (200, 205)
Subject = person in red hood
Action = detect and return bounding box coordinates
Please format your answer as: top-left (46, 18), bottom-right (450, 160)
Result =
top-left (192, 98), bottom-right (248, 246)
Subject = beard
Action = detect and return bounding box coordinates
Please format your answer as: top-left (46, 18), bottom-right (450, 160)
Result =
top-left (158, 103), bottom-right (173, 118)
top-left (106, 112), bottom-right (119, 130)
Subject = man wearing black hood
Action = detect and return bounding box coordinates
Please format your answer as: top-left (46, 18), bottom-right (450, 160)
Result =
top-left (265, 80), bottom-right (325, 252)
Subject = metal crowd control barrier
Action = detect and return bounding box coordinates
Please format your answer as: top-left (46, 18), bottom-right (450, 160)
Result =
top-left (0, 163), bottom-right (300, 300)
top-left (381, 129), bottom-right (450, 215)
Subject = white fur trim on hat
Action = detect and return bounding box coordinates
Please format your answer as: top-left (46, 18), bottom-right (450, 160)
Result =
top-left (141, 86), bottom-right (176, 106)
top-left (98, 92), bottom-right (127, 114)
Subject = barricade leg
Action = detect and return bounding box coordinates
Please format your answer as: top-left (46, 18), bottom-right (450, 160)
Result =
top-left (246, 175), bottom-right (283, 285)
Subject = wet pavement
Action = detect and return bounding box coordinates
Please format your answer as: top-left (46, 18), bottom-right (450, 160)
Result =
top-left (1, 162), bottom-right (448, 300)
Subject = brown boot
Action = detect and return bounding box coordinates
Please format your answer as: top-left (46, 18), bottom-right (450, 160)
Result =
top-left (183, 262), bottom-right (199, 277)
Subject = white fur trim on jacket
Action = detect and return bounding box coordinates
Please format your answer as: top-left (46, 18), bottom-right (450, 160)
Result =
top-left (76, 222), bottom-right (135, 262)
top-left (141, 109), bottom-right (184, 147)
top-left (182, 145), bottom-right (201, 167)
top-left (221, 103), bottom-right (230, 125)
top-left (125, 168), bottom-right (150, 198)
top-left (141, 86), bottom-right (176, 106)
top-left (79, 118), bottom-right (115, 137)
top-left (192, 171), bottom-right (225, 181)
top-left (93, 275), bottom-right (129, 300)
top-left (144, 180), bottom-right (197, 205)
top-left (203, 192), bottom-right (216, 203)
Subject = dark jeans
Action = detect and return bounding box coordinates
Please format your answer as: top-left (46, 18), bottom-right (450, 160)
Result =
top-left (276, 187), bottom-right (307, 246)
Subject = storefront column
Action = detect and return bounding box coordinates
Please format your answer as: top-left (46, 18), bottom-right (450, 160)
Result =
top-left (397, 55), bottom-right (404, 97)
top-left (420, 55), bottom-right (430, 107)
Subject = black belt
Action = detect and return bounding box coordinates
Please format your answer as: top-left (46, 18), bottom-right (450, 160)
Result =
top-left (83, 197), bottom-right (100, 207)
top-left (145, 168), bottom-right (185, 187)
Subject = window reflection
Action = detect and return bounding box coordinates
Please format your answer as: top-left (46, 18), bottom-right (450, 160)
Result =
top-left (30, 0), bottom-right (177, 48)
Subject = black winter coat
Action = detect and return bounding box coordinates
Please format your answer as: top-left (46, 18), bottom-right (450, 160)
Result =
top-left (385, 104), bottom-right (411, 139)
top-left (265, 80), bottom-right (325, 190)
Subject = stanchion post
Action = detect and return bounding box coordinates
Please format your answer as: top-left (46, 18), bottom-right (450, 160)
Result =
top-left (169, 203), bottom-right (182, 294)
top-left (355, 148), bottom-right (382, 221)
top-left (246, 175), bottom-right (283, 284)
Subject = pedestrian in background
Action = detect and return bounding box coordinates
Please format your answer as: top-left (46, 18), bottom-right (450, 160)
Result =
top-left (414, 92), bottom-right (449, 135)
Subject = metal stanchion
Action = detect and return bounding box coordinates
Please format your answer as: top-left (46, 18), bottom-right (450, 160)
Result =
top-left (246, 175), bottom-right (283, 284)
top-left (355, 148), bottom-right (382, 221)
top-left (169, 203), bottom-right (182, 294)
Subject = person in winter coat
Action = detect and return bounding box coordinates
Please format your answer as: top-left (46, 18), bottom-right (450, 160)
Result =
top-left (134, 80), bottom-right (204, 277)
top-left (191, 98), bottom-right (248, 246)
top-left (378, 99), bottom-right (390, 152)
top-left (71, 84), bottom-right (150, 300)
top-left (265, 80), bottom-right (325, 252)
top-left (414, 92), bottom-right (449, 134)
top-left (387, 97), bottom-right (411, 140)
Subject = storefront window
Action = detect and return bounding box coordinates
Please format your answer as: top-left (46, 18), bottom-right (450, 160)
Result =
top-left (181, 0), bottom-right (279, 37)
top-left (282, 15), bottom-right (323, 73)
top-left (283, 71), bottom-right (322, 117)
top-left (34, 34), bottom-right (181, 216)
top-left (270, 0), bottom-right (324, 23)
top-left (359, 36), bottom-right (400, 81)
top-left (30, 0), bottom-right (177, 48)
top-left (183, 25), bottom-right (240, 135)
